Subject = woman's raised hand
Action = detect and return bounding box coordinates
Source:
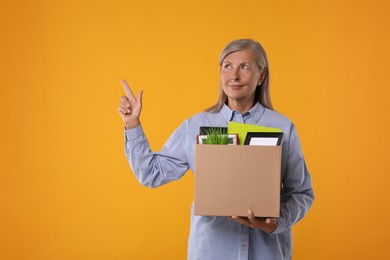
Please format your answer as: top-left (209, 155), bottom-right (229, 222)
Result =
top-left (118, 79), bottom-right (143, 129)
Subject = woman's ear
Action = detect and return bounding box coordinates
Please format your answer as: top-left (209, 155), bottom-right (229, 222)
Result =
top-left (258, 68), bottom-right (268, 85)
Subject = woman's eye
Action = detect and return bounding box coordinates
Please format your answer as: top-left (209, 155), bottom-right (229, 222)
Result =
top-left (241, 64), bottom-right (249, 70)
top-left (224, 64), bottom-right (232, 69)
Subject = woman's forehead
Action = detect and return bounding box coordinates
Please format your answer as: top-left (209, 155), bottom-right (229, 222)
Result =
top-left (223, 49), bottom-right (256, 63)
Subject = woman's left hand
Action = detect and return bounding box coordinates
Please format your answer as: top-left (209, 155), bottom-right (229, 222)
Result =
top-left (230, 210), bottom-right (277, 233)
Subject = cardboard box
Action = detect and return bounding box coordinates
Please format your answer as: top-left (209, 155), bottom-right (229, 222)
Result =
top-left (194, 144), bottom-right (281, 217)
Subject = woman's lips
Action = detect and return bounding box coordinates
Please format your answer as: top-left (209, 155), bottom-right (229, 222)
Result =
top-left (228, 84), bottom-right (244, 89)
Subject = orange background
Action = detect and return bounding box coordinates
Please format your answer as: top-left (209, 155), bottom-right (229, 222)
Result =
top-left (1, 0), bottom-right (389, 259)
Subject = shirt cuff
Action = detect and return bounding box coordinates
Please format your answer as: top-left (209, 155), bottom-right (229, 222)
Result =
top-left (124, 124), bottom-right (144, 141)
top-left (270, 217), bottom-right (286, 234)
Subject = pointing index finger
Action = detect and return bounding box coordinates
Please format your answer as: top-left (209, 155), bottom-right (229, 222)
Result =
top-left (121, 79), bottom-right (135, 98)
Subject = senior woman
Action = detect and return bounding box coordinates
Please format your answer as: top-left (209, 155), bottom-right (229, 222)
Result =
top-left (118, 39), bottom-right (314, 260)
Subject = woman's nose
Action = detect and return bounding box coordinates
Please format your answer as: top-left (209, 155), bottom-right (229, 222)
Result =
top-left (231, 68), bottom-right (239, 81)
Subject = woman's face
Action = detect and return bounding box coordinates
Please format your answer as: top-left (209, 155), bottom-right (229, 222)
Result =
top-left (220, 49), bottom-right (262, 106)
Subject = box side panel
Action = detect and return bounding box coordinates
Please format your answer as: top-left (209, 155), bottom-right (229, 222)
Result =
top-left (195, 145), bottom-right (281, 217)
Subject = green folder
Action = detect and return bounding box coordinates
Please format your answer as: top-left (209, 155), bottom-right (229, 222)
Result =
top-left (227, 122), bottom-right (283, 145)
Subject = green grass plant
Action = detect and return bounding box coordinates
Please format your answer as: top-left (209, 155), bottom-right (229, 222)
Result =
top-left (202, 127), bottom-right (232, 145)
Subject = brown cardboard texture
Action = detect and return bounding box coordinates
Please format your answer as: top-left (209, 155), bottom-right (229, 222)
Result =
top-left (195, 144), bottom-right (281, 217)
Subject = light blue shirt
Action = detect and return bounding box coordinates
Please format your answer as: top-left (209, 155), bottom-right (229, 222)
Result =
top-left (124, 102), bottom-right (314, 260)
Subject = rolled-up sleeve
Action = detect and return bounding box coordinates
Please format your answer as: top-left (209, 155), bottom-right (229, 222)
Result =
top-left (273, 124), bottom-right (314, 234)
top-left (124, 121), bottom-right (190, 188)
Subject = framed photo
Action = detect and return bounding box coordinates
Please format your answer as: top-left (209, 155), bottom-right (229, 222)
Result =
top-left (244, 132), bottom-right (284, 146)
top-left (197, 134), bottom-right (238, 145)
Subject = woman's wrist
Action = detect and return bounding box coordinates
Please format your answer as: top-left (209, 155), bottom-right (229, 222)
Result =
top-left (125, 119), bottom-right (140, 130)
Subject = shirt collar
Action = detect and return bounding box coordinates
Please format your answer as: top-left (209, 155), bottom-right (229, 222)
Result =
top-left (219, 103), bottom-right (234, 122)
top-left (247, 101), bottom-right (265, 123)
top-left (219, 101), bottom-right (265, 123)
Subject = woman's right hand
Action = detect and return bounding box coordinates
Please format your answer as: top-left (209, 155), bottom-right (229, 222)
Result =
top-left (118, 79), bottom-right (143, 129)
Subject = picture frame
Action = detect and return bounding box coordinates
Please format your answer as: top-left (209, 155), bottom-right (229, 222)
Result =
top-left (197, 134), bottom-right (239, 145)
top-left (244, 132), bottom-right (284, 146)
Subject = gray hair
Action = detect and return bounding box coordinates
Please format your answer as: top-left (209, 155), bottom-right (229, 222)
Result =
top-left (206, 39), bottom-right (274, 112)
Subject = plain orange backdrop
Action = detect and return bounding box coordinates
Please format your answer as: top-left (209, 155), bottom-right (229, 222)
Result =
top-left (1, 0), bottom-right (390, 259)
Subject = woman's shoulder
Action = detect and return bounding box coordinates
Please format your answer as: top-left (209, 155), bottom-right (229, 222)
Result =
top-left (186, 110), bottom-right (220, 123)
top-left (181, 111), bottom-right (225, 134)
top-left (262, 108), bottom-right (295, 131)
top-left (265, 108), bottom-right (291, 122)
